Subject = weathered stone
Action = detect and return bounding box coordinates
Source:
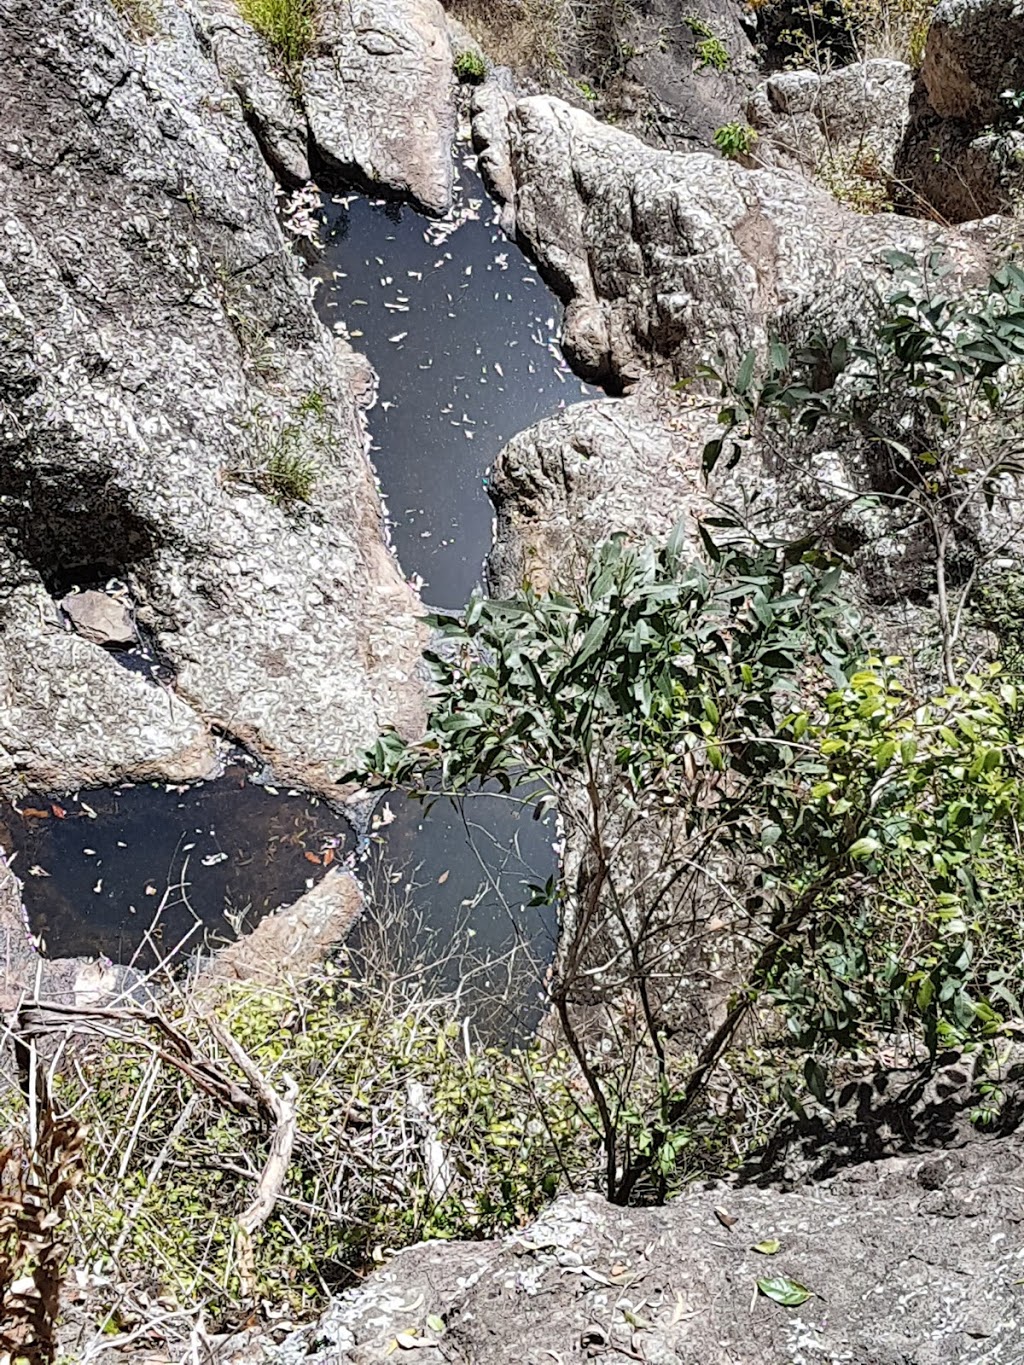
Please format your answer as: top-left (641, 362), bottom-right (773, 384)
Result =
top-left (0, 0), bottom-right (426, 796)
top-left (59, 590), bottom-right (135, 648)
top-left (748, 59), bottom-right (915, 188)
top-left (472, 91), bottom-right (998, 389)
top-left (199, 0), bottom-right (458, 210)
top-left (217, 1137), bottom-right (1024, 1363)
top-left (303, 0), bottom-right (456, 215)
top-left (921, 0), bottom-right (1024, 123)
top-left (488, 386), bottom-right (711, 595)
top-left (194, 867), bottom-right (365, 990)
top-left (893, 0), bottom-right (1024, 221)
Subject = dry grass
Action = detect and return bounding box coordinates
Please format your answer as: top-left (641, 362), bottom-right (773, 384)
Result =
top-left (447, 0), bottom-right (567, 74)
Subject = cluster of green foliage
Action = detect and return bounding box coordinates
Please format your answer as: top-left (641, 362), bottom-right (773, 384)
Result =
top-left (453, 49), bottom-right (487, 82)
top-left (713, 121), bottom-right (759, 160)
top-left (237, 0), bottom-right (316, 66)
top-left (356, 500), bottom-right (1024, 1200)
top-left (703, 255), bottom-right (1024, 684)
top-left (685, 16), bottom-right (731, 70)
top-left (66, 970), bottom-right (596, 1317)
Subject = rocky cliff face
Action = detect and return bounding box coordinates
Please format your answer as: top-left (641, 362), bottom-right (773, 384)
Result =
top-left (205, 0), bottom-right (457, 213)
top-left (0, 0), bottom-right (431, 797)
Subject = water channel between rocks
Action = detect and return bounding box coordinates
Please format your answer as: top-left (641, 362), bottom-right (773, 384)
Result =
top-left (6, 152), bottom-right (597, 1023)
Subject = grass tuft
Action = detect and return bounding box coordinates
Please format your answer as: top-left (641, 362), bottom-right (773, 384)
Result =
top-left (237, 0), bottom-right (316, 65)
top-left (261, 446), bottom-right (319, 505)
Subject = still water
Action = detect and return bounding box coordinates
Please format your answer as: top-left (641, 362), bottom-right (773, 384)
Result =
top-left (312, 155), bottom-right (596, 608)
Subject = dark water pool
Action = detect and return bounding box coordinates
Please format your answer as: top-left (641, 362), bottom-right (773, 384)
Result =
top-left (4, 762), bottom-right (350, 965)
top-left (313, 155), bottom-right (597, 609)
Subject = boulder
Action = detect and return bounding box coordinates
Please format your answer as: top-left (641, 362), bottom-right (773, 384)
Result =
top-left (488, 387), bottom-right (711, 595)
top-left (200, 0), bottom-right (458, 213)
top-left (471, 90), bottom-right (997, 388)
top-left (302, 0), bottom-right (456, 215)
top-left (0, 0), bottom-right (426, 796)
top-left (894, 0), bottom-right (1024, 221)
top-left (193, 866), bottom-right (365, 991)
top-left (920, 0), bottom-right (1024, 123)
top-left (59, 590), bottom-right (135, 648)
top-left (748, 59), bottom-right (915, 199)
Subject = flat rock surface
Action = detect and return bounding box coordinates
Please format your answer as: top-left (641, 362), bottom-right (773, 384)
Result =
top-left (216, 1138), bottom-right (1024, 1363)
top-left (0, 0), bottom-right (425, 796)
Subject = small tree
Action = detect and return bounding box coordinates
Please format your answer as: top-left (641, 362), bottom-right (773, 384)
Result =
top-left (356, 527), bottom-right (1024, 1202)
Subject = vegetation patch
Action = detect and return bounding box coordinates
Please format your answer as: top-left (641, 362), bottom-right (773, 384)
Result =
top-left (686, 15), bottom-right (731, 71)
top-left (766, 0), bottom-right (936, 69)
top-left (714, 121), bottom-right (759, 159)
top-left (817, 145), bottom-right (894, 213)
top-left (109, 0), bottom-right (159, 38)
top-left (237, 0), bottom-right (316, 66)
top-left (453, 49), bottom-right (487, 83)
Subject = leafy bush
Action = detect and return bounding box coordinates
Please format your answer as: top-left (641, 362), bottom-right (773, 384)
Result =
top-left (356, 511), bottom-right (1024, 1200)
top-left (713, 122), bottom-right (759, 159)
top-left (702, 255), bottom-right (1024, 686)
top-left (453, 49), bottom-right (487, 82)
top-left (237, 0), bottom-right (316, 65)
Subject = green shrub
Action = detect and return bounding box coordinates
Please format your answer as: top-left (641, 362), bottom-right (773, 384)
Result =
top-left (453, 48), bottom-right (487, 83)
top-left (55, 968), bottom-right (596, 1317)
top-left (713, 121), bottom-right (758, 159)
top-left (686, 15), bottom-right (731, 71)
top-left (237, 0), bottom-right (316, 65)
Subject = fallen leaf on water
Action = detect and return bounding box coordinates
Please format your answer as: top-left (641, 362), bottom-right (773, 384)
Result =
top-left (323, 848), bottom-right (335, 866)
top-left (437, 870), bottom-right (449, 884)
top-left (51, 804), bottom-right (67, 819)
top-left (752, 1240), bottom-right (781, 1255)
top-left (757, 1276), bottom-right (812, 1307)
top-left (28, 865), bottom-right (50, 877)
top-left (304, 852), bottom-right (322, 865)
top-left (20, 808), bottom-right (50, 819)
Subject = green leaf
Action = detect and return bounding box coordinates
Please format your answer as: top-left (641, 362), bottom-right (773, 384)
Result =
top-left (752, 1239), bottom-right (781, 1255)
top-left (848, 836), bottom-right (880, 860)
top-left (426, 1316), bottom-right (446, 1334)
top-left (757, 1276), bottom-right (812, 1307)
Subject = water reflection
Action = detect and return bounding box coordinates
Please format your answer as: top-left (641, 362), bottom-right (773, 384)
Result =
top-left (357, 784), bottom-right (557, 1039)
